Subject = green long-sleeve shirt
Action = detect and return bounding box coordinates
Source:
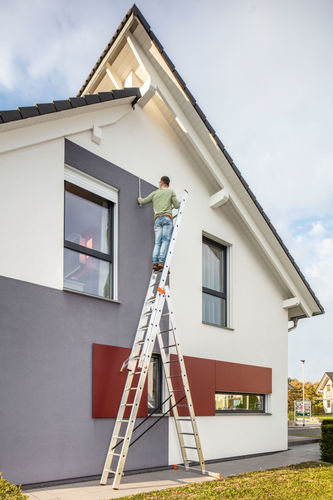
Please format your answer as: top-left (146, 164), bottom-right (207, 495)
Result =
top-left (139, 188), bottom-right (180, 219)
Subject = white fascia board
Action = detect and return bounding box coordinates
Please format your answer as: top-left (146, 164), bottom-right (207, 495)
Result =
top-left (139, 76), bottom-right (157, 107)
top-left (0, 99), bottom-right (132, 154)
top-left (81, 13), bottom-right (134, 95)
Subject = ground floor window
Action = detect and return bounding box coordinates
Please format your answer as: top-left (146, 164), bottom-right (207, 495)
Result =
top-left (148, 354), bottom-right (162, 413)
top-left (215, 392), bottom-right (265, 413)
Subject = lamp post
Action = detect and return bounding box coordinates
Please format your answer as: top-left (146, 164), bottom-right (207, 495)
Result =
top-left (300, 360), bottom-right (305, 426)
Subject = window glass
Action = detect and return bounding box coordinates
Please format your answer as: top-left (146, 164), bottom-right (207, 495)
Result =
top-left (215, 393), bottom-right (265, 412)
top-left (64, 248), bottom-right (112, 298)
top-left (148, 355), bottom-right (162, 412)
top-left (203, 240), bottom-right (224, 292)
top-left (203, 294), bottom-right (226, 327)
top-left (65, 184), bottom-right (110, 254)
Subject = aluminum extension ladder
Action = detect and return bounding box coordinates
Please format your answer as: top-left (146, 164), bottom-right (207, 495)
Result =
top-left (100, 190), bottom-right (220, 489)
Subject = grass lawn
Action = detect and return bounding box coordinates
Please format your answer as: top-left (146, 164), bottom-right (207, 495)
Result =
top-left (118, 462), bottom-right (333, 499)
top-left (315, 415), bottom-right (333, 420)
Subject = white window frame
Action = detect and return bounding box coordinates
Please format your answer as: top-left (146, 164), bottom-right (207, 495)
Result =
top-left (64, 164), bottom-right (119, 300)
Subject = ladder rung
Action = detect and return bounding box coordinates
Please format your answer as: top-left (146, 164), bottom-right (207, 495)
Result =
top-left (176, 418), bottom-right (192, 421)
top-left (179, 432), bottom-right (195, 435)
top-left (108, 452), bottom-right (121, 456)
top-left (161, 313), bottom-right (170, 317)
top-left (167, 375), bottom-right (182, 378)
top-left (176, 404), bottom-right (188, 407)
top-left (121, 404), bottom-right (133, 406)
top-left (159, 329), bottom-right (173, 335)
top-left (172, 390), bottom-right (184, 392)
top-left (125, 387), bottom-right (138, 391)
top-left (114, 435), bottom-right (125, 439)
top-left (143, 310), bottom-right (152, 316)
top-left (164, 360), bottom-right (178, 364)
top-left (136, 340), bottom-right (144, 345)
top-left (104, 468), bottom-right (117, 474)
top-left (116, 419), bottom-right (130, 422)
top-left (162, 344), bottom-right (176, 349)
top-left (181, 446), bottom-right (198, 449)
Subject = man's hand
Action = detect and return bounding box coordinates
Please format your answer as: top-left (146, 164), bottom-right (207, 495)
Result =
top-left (137, 197), bottom-right (142, 203)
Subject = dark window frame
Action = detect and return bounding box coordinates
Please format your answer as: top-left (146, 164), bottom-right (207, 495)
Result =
top-left (148, 353), bottom-right (163, 414)
top-left (202, 236), bottom-right (228, 327)
top-left (64, 181), bottom-right (114, 297)
top-left (215, 391), bottom-right (266, 414)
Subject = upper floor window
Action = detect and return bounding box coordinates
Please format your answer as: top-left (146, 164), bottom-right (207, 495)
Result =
top-left (64, 178), bottom-right (114, 300)
top-left (202, 237), bottom-right (227, 327)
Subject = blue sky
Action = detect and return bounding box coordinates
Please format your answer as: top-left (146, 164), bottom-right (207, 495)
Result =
top-left (1, 0), bottom-right (332, 382)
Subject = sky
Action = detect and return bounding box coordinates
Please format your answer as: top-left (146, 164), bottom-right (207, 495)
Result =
top-left (0, 0), bottom-right (332, 383)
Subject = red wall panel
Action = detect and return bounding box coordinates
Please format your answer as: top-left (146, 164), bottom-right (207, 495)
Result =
top-left (215, 361), bottom-right (272, 394)
top-left (92, 344), bottom-right (147, 418)
top-left (171, 355), bottom-right (215, 416)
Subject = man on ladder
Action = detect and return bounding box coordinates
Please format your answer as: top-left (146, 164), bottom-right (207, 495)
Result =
top-left (138, 176), bottom-right (180, 271)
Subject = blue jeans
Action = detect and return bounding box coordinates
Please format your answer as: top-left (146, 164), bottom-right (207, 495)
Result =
top-left (152, 216), bottom-right (173, 263)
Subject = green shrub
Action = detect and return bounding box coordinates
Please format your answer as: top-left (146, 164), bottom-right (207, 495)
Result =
top-left (322, 418), bottom-right (333, 426)
top-left (320, 423), bottom-right (333, 463)
top-left (0, 473), bottom-right (27, 499)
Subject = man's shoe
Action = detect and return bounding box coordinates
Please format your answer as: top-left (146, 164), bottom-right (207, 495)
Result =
top-left (152, 263), bottom-right (159, 272)
top-left (158, 262), bottom-right (164, 270)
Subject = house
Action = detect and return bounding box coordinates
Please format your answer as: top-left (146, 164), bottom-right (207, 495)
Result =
top-left (0, 4), bottom-right (324, 487)
top-left (317, 372), bottom-right (333, 414)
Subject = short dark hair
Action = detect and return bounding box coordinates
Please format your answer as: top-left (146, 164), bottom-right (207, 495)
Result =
top-left (160, 176), bottom-right (170, 186)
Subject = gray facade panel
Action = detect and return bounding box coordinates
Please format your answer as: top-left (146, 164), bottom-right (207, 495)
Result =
top-left (0, 141), bottom-right (168, 485)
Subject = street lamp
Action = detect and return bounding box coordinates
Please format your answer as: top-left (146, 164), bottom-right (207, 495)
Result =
top-left (300, 360), bottom-right (305, 426)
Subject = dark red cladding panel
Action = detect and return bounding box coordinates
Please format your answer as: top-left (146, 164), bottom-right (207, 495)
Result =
top-left (92, 344), bottom-right (148, 418)
top-left (215, 361), bottom-right (272, 394)
top-left (171, 355), bottom-right (215, 416)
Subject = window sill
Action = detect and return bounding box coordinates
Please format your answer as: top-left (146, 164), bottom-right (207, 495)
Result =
top-left (202, 321), bottom-right (234, 331)
top-left (215, 412), bottom-right (272, 416)
top-left (63, 287), bottom-right (121, 304)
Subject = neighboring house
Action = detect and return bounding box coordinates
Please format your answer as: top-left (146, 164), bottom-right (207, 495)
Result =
top-left (317, 372), bottom-right (333, 414)
top-left (0, 5), bottom-right (324, 487)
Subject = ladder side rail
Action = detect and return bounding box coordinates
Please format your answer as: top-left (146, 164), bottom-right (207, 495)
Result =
top-left (102, 287), bottom-right (163, 485)
top-left (111, 292), bottom-right (167, 489)
top-left (138, 288), bottom-right (165, 368)
top-left (157, 328), bottom-right (190, 468)
top-left (159, 190), bottom-right (188, 288)
top-left (164, 286), bottom-right (206, 473)
top-left (123, 271), bottom-right (158, 372)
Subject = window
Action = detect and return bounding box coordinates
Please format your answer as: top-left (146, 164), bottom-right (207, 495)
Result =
top-left (147, 354), bottom-right (162, 413)
top-left (64, 181), bottom-right (113, 299)
top-left (202, 237), bottom-right (227, 327)
top-left (215, 393), bottom-right (265, 413)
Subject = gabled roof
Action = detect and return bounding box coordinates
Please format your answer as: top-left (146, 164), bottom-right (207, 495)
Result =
top-left (0, 88), bottom-right (141, 124)
top-left (77, 4), bottom-right (324, 319)
top-left (317, 372), bottom-right (333, 392)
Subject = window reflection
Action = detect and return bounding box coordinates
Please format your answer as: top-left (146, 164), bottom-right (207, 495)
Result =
top-left (64, 248), bottom-right (111, 298)
top-left (215, 393), bottom-right (265, 412)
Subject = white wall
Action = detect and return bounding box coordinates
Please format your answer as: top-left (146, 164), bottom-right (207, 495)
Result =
top-left (0, 139), bottom-right (64, 289)
top-left (0, 94), bottom-right (289, 460)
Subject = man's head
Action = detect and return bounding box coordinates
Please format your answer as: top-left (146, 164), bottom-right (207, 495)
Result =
top-left (159, 176), bottom-right (170, 188)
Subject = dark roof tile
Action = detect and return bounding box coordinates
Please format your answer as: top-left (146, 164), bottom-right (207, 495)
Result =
top-left (37, 103), bottom-right (56, 115)
top-left (161, 51), bottom-right (175, 71)
top-left (69, 97), bottom-right (86, 108)
top-left (18, 106), bottom-right (39, 118)
top-left (194, 104), bottom-right (206, 122)
top-left (84, 94), bottom-right (101, 104)
top-left (172, 70), bottom-right (186, 89)
top-left (98, 91), bottom-right (115, 102)
top-left (205, 120), bottom-right (215, 136)
top-left (112, 88), bottom-right (140, 99)
top-left (0, 109), bottom-right (22, 122)
top-left (149, 31), bottom-right (163, 52)
top-left (53, 100), bottom-right (72, 111)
